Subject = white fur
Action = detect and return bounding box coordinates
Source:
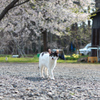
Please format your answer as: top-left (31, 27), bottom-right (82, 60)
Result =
top-left (39, 52), bottom-right (58, 79)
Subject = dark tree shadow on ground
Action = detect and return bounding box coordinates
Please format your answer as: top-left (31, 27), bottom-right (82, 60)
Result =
top-left (25, 77), bottom-right (48, 82)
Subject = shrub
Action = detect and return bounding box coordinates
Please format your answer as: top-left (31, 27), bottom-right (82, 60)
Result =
top-left (65, 54), bottom-right (80, 60)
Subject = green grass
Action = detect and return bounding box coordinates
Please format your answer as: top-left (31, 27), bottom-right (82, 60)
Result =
top-left (0, 54), bottom-right (77, 63)
top-left (57, 59), bottom-right (77, 63)
top-left (0, 55), bottom-right (39, 63)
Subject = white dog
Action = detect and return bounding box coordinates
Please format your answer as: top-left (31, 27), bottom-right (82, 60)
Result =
top-left (39, 51), bottom-right (59, 79)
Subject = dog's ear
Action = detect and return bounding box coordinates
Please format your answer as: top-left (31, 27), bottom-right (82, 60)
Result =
top-left (56, 50), bottom-right (59, 54)
top-left (49, 51), bottom-right (53, 56)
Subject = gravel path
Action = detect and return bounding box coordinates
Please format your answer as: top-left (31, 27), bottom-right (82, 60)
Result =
top-left (0, 63), bottom-right (100, 100)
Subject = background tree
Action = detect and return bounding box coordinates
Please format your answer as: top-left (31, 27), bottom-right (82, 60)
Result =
top-left (0, 0), bottom-right (95, 55)
top-left (30, 0), bottom-right (95, 50)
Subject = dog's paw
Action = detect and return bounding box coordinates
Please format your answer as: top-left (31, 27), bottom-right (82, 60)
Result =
top-left (40, 75), bottom-right (44, 78)
top-left (50, 77), bottom-right (55, 80)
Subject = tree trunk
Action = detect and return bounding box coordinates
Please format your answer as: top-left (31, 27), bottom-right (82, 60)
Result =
top-left (75, 23), bottom-right (79, 50)
top-left (43, 31), bottom-right (47, 51)
top-left (38, 36), bottom-right (41, 53)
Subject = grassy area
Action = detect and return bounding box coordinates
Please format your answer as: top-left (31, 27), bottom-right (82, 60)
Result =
top-left (0, 54), bottom-right (77, 63)
top-left (0, 54), bottom-right (99, 64)
top-left (0, 55), bottom-right (38, 63)
top-left (57, 60), bottom-right (77, 63)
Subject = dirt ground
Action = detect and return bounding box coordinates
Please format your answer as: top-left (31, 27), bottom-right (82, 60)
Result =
top-left (0, 63), bottom-right (100, 100)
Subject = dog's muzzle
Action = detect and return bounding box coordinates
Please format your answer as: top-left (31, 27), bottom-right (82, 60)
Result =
top-left (52, 58), bottom-right (54, 60)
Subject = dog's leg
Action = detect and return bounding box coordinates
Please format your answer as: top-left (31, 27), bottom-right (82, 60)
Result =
top-left (45, 67), bottom-right (48, 78)
top-left (40, 66), bottom-right (44, 78)
top-left (51, 69), bottom-right (54, 80)
top-left (49, 69), bottom-right (54, 80)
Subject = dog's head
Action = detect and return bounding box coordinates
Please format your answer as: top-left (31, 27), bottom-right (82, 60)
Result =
top-left (49, 51), bottom-right (59, 60)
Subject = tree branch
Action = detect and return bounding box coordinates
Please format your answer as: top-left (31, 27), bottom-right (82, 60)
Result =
top-left (14, 0), bottom-right (30, 7)
top-left (0, 0), bottom-right (19, 21)
top-left (0, 0), bottom-right (30, 21)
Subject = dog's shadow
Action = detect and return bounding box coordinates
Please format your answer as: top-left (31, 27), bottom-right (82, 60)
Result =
top-left (25, 77), bottom-right (48, 82)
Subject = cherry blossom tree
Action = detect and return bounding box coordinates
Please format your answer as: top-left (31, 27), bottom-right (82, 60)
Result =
top-left (30, 0), bottom-right (95, 50)
top-left (0, 0), bottom-right (32, 56)
top-left (0, 0), bottom-right (95, 55)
